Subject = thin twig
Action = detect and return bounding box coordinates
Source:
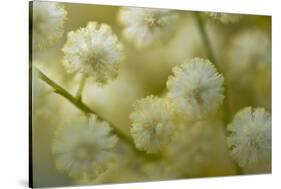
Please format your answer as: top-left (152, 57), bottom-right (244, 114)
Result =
top-left (194, 13), bottom-right (218, 66)
top-left (75, 76), bottom-right (87, 101)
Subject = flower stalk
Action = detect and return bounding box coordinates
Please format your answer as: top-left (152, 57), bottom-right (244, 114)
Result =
top-left (75, 76), bottom-right (87, 101)
top-left (194, 13), bottom-right (217, 65)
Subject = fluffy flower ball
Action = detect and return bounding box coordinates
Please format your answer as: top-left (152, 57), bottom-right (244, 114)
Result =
top-left (227, 107), bottom-right (271, 171)
top-left (167, 58), bottom-right (224, 120)
top-left (118, 7), bottom-right (179, 48)
top-left (62, 22), bottom-right (124, 84)
top-left (206, 12), bottom-right (242, 24)
top-left (130, 96), bottom-right (176, 154)
top-left (32, 1), bottom-right (67, 49)
top-left (52, 115), bottom-right (118, 180)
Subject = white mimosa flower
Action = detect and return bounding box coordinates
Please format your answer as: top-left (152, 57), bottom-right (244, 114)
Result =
top-left (62, 22), bottom-right (124, 84)
top-left (167, 58), bottom-right (224, 120)
top-left (130, 96), bottom-right (176, 154)
top-left (52, 115), bottom-right (118, 180)
top-left (206, 12), bottom-right (242, 24)
top-left (227, 107), bottom-right (271, 172)
top-left (118, 7), bottom-right (179, 48)
top-left (32, 0), bottom-right (67, 49)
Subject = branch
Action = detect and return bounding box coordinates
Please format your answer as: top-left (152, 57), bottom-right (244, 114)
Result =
top-left (34, 67), bottom-right (160, 160)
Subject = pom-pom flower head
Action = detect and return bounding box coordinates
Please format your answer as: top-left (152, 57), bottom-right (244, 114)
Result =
top-left (206, 12), bottom-right (242, 24)
top-left (227, 107), bottom-right (271, 172)
top-left (32, 1), bottom-right (67, 49)
top-left (62, 22), bottom-right (124, 84)
top-left (167, 58), bottom-right (224, 120)
top-left (52, 115), bottom-right (118, 180)
top-left (130, 96), bottom-right (176, 154)
top-left (118, 7), bottom-right (179, 48)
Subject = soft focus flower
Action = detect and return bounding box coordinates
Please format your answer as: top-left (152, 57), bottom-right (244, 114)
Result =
top-left (226, 29), bottom-right (271, 109)
top-left (206, 12), bottom-right (242, 24)
top-left (227, 29), bottom-right (271, 71)
top-left (167, 58), bottom-right (224, 120)
top-left (130, 96), bottom-right (176, 153)
top-left (52, 115), bottom-right (118, 180)
top-left (32, 0), bottom-right (67, 49)
top-left (228, 29), bottom-right (271, 68)
top-left (166, 121), bottom-right (235, 177)
top-left (62, 22), bottom-right (124, 84)
top-left (118, 7), bottom-right (179, 48)
top-left (227, 107), bottom-right (271, 172)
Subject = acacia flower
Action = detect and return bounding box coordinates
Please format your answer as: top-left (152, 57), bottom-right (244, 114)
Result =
top-left (130, 96), bottom-right (176, 154)
top-left (52, 115), bottom-right (118, 180)
top-left (206, 12), bottom-right (242, 24)
top-left (62, 22), bottom-right (124, 84)
top-left (227, 107), bottom-right (271, 171)
top-left (118, 7), bottom-right (179, 48)
top-left (167, 58), bottom-right (224, 120)
top-left (32, 0), bottom-right (67, 49)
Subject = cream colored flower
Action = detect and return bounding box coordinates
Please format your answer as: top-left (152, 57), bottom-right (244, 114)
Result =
top-left (167, 58), bottom-right (224, 120)
top-left (227, 107), bottom-right (271, 172)
top-left (62, 22), bottom-right (124, 84)
top-left (118, 7), bottom-right (179, 48)
top-left (32, 0), bottom-right (67, 49)
top-left (206, 12), bottom-right (242, 24)
top-left (52, 115), bottom-right (118, 180)
top-left (130, 96), bottom-right (176, 153)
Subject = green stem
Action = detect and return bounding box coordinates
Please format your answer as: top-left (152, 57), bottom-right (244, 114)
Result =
top-left (76, 76), bottom-right (87, 101)
top-left (34, 67), bottom-right (159, 159)
top-left (194, 13), bottom-right (217, 66)
top-left (36, 69), bottom-right (92, 114)
top-left (194, 12), bottom-right (230, 124)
